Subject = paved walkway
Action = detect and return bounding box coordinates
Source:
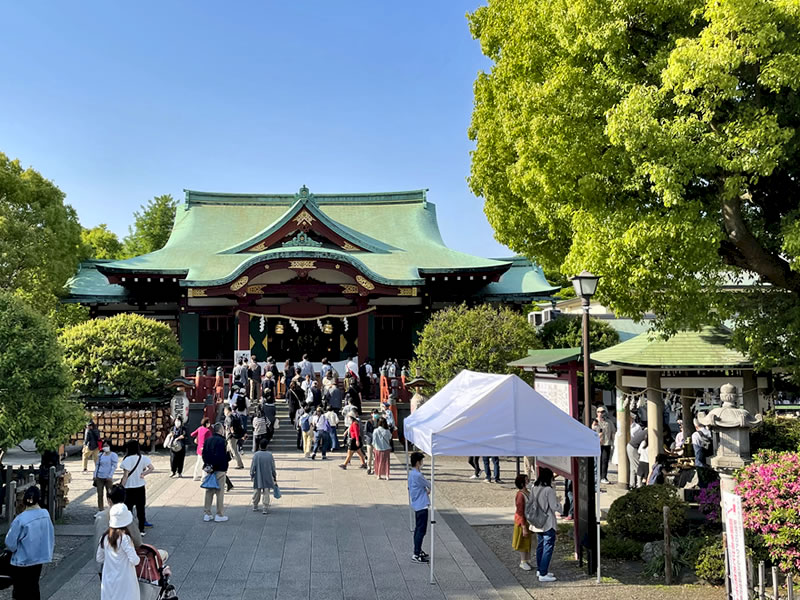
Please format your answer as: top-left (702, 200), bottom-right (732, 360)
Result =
top-left (46, 452), bottom-right (524, 600)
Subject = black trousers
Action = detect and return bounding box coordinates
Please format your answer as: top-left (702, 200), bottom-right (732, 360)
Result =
top-left (12, 563), bottom-right (42, 600)
top-left (170, 449), bottom-right (186, 474)
top-left (600, 445), bottom-right (612, 480)
top-left (467, 456), bottom-right (481, 476)
top-left (413, 509), bottom-right (429, 556)
top-left (124, 485), bottom-right (147, 530)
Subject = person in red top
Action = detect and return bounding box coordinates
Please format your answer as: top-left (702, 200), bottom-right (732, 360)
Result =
top-left (338, 410), bottom-right (367, 470)
top-left (513, 474), bottom-right (533, 571)
top-left (190, 418), bottom-right (213, 481)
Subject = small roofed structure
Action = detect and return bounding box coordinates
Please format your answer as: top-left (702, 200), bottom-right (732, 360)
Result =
top-left (591, 326), bottom-right (770, 482)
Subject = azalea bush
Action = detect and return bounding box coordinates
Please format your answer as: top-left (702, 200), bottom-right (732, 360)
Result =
top-left (60, 313), bottom-right (182, 399)
top-left (735, 451), bottom-right (800, 573)
top-left (698, 480), bottom-right (721, 524)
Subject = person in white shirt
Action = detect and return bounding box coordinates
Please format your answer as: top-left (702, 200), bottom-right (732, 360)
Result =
top-left (691, 419), bottom-right (712, 466)
top-left (346, 356), bottom-right (358, 378)
top-left (120, 441), bottom-right (154, 533)
top-left (298, 354), bottom-right (314, 379)
top-left (324, 405), bottom-right (340, 450)
top-left (320, 358), bottom-right (332, 379)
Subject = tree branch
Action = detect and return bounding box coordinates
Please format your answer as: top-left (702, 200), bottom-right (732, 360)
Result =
top-left (721, 195), bottom-right (800, 292)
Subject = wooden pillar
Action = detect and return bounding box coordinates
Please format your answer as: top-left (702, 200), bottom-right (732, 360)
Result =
top-left (646, 370), bottom-right (663, 469)
top-left (681, 388), bottom-right (695, 441)
top-left (742, 370), bottom-right (760, 416)
top-left (616, 370), bottom-right (631, 487)
top-left (357, 311), bottom-right (369, 364)
top-left (237, 311), bottom-right (250, 352)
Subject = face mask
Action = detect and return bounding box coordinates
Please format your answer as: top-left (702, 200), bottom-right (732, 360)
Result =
top-left (103, 447), bottom-right (111, 454)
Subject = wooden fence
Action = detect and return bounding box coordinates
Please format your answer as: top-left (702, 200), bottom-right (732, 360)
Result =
top-left (1, 464), bottom-right (66, 528)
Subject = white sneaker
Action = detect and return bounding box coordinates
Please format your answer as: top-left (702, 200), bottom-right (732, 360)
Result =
top-left (214, 515), bottom-right (229, 522)
top-left (538, 574), bottom-right (557, 582)
top-left (536, 571), bottom-right (554, 577)
top-left (252, 506), bottom-right (259, 512)
top-left (470, 474), bottom-right (480, 479)
top-left (519, 562), bottom-right (532, 571)
top-left (203, 515), bottom-right (213, 522)
top-left (600, 478), bottom-right (610, 484)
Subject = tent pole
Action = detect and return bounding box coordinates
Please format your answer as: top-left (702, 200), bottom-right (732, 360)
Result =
top-left (429, 453), bottom-right (435, 585)
top-left (405, 438), bottom-right (413, 532)
top-left (596, 461), bottom-right (601, 584)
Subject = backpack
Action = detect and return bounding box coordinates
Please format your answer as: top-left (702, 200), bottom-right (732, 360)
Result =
top-left (300, 413), bottom-right (311, 432)
top-left (230, 414), bottom-right (245, 439)
top-left (317, 415), bottom-right (331, 433)
top-left (697, 430), bottom-right (712, 450)
top-left (235, 394), bottom-right (247, 412)
top-left (525, 486), bottom-right (550, 530)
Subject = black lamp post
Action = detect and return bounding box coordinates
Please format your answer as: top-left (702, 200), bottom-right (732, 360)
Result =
top-left (570, 270), bottom-right (600, 427)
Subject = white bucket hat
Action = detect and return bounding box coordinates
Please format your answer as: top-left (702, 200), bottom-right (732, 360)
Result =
top-left (109, 504), bottom-right (134, 529)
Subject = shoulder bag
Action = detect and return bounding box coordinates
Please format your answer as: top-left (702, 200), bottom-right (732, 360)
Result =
top-left (120, 455), bottom-right (142, 487)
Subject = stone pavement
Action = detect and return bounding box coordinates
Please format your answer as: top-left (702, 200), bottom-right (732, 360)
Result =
top-left (46, 451), bottom-right (529, 600)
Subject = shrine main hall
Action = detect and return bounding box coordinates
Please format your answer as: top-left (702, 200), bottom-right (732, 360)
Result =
top-left (67, 186), bottom-right (557, 367)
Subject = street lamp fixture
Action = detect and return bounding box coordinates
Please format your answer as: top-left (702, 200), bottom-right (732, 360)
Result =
top-left (570, 270), bottom-right (600, 304)
top-left (570, 271), bottom-right (600, 427)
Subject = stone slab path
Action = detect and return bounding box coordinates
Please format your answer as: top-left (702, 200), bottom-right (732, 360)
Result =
top-left (46, 451), bottom-right (524, 600)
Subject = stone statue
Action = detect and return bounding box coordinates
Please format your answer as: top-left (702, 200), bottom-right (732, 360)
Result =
top-left (697, 383), bottom-right (762, 469)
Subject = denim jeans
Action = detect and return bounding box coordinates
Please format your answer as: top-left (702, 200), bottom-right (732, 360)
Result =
top-left (483, 456), bottom-right (500, 481)
top-left (329, 428), bottom-right (339, 450)
top-left (414, 508), bottom-right (429, 556)
top-left (536, 528), bottom-right (556, 574)
top-left (312, 432), bottom-right (328, 457)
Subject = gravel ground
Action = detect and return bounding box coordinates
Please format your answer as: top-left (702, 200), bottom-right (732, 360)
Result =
top-left (431, 456), bottom-right (529, 509)
top-left (473, 523), bottom-right (724, 600)
top-left (1, 450), bottom-right (176, 600)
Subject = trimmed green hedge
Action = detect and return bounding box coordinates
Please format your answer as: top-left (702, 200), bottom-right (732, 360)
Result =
top-left (607, 485), bottom-right (687, 541)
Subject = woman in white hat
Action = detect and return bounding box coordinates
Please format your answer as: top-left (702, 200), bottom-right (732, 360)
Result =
top-left (96, 504), bottom-right (140, 600)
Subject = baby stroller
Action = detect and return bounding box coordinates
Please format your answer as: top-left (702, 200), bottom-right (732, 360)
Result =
top-left (136, 543), bottom-right (178, 600)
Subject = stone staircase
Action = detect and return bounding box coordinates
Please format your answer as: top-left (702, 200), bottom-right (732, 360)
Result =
top-left (247, 397), bottom-right (386, 454)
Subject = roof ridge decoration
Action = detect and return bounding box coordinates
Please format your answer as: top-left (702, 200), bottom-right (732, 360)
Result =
top-left (220, 186), bottom-right (396, 255)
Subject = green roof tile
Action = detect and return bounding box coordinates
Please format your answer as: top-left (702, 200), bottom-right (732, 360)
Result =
top-left (591, 326), bottom-right (751, 369)
top-left (508, 347), bottom-right (584, 368)
top-left (64, 260), bottom-right (128, 302)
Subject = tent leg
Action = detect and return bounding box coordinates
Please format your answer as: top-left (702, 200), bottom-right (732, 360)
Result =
top-left (596, 466), bottom-right (601, 584)
top-left (406, 438), bottom-right (413, 532)
top-left (430, 453), bottom-right (435, 585)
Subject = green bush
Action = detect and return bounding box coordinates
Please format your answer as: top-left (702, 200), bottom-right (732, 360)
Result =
top-left (607, 485), bottom-right (687, 541)
top-left (601, 534), bottom-right (644, 560)
top-left (60, 313), bottom-right (182, 399)
top-left (750, 415), bottom-right (800, 452)
top-left (695, 537), bottom-right (726, 584)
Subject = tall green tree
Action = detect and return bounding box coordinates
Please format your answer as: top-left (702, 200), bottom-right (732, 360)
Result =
top-left (0, 153), bottom-right (82, 313)
top-left (122, 194), bottom-right (177, 257)
top-left (80, 224), bottom-right (124, 260)
top-left (468, 0), bottom-right (800, 374)
top-left (411, 304), bottom-right (539, 390)
top-left (0, 292), bottom-right (86, 455)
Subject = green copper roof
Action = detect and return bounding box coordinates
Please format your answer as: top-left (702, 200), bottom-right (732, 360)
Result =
top-left (478, 256), bottom-right (559, 299)
top-left (508, 347), bottom-right (584, 368)
top-left (97, 188), bottom-right (516, 287)
top-left (591, 326), bottom-right (752, 369)
top-left (64, 261), bottom-right (128, 303)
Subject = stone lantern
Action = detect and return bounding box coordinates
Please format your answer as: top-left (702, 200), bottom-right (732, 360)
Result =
top-left (697, 383), bottom-right (762, 470)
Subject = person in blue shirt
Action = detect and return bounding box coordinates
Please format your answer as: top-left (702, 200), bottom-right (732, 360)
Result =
top-left (408, 451), bottom-right (431, 564)
top-left (4, 486), bottom-right (54, 600)
top-left (93, 440), bottom-right (118, 510)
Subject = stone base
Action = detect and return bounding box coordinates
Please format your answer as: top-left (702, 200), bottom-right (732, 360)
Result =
top-left (711, 456), bottom-right (746, 470)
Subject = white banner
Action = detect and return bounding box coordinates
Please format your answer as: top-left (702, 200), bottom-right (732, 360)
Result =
top-left (722, 491), bottom-right (749, 600)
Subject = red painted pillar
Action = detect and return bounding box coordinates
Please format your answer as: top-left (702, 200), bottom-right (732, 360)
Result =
top-left (237, 311), bottom-right (250, 351)
top-left (357, 312), bottom-right (369, 364)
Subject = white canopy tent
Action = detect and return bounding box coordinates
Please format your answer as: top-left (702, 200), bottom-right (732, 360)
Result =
top-left (403, 370), bottom-right (601, 584)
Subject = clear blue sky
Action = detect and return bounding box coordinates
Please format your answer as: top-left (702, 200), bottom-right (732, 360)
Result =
top-left (1, 1), bottom-right (511, 258)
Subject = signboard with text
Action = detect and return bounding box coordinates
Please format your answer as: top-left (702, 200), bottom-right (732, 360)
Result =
top-left (722, 491), bottom-right (749, 600)
top-left (535, 378), bottom-right (574, 477)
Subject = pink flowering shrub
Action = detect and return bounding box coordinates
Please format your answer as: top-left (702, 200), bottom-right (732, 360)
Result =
top-left (698, 480), bottom-right (721, 523)
top-left (735, 451), bottom-right (800, 573)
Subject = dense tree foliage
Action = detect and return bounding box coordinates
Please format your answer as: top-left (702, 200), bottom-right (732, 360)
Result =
top-left (60, 313), bottom-right (182, 399)
top-left (0, 293), bottom-right (85, 453)
top-left (0, 153), bottom-right (82, 313)
top-left (122, 194), bottom-right (177, 257)
top-left (468, 0), bottom-right (800, 374)
top-left (411, 304), bottom-right (539, 390)
top-left (81, 224), bottom-right (124, 260)
top-left (538, 315), bottom-right (620, 351)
